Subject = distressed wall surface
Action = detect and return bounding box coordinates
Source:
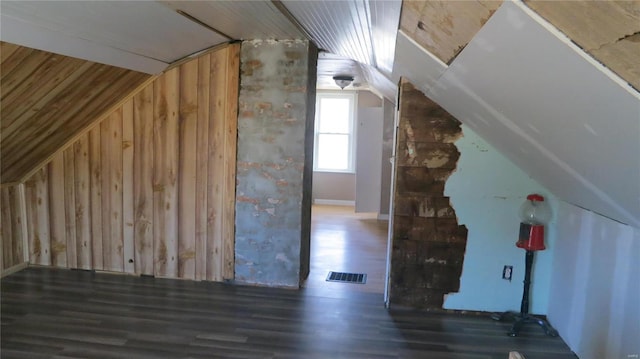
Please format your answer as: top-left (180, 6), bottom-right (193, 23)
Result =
top-left (12, 45), bottom-right (239, 281)
top-left (390, 80), bottom-right (467, 309)
top-left (443, 125), bottom-right (558, 314)
top-left (0, 184), bottom-right (26, 272)
top-left (524, 1), bottom-right (640, 92)
top-left (235, 40), bottom-right (316, 288)
top-left (400, 1), bottom-right (502, 64)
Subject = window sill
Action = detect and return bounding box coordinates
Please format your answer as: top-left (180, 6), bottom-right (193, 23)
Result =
top-left (313, 169), bottom-right (355, 174)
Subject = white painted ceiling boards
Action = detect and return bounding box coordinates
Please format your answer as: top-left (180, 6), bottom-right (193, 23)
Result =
top-left (0, 1), bottom-right (230, 73)
top-left (282, 0), bottom-right (400, 99)
top-left (402, 1), bottom-right (640, 227)
top-left (160, 1), bottom-right (304, 41)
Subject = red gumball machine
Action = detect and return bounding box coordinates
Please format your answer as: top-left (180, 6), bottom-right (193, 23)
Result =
top-left (516, 194), bottom-right (550, 251)
top-left (492, 194), bottom-right (558, 337)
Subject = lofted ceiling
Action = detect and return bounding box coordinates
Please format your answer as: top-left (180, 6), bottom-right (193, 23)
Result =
top-left (400, 0), bottom-right (502, 64)
top-left (0, 0), bottom-right (639, 226)
top-left (394, 1), bottom-right (640, 227)
top-left (525, 1), bottom-right (640, 92)
top-left (0, 41), bottom-right (152, 184)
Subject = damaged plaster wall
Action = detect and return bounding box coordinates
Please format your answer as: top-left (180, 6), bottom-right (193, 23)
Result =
top-left (235, 40), bottom-right (316, 288)
top-left (443, 125), bottom-right (558, 314)
top-left (390, 81), bottom-right (559, 313)
top-left (390, 81), bottom-right (468, 309)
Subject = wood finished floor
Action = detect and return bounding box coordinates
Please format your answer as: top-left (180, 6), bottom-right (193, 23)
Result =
top-left (303, 205), bottom-right (388, 296)
top-left (1, 206), bottom-right (576, 358)
top-left (1, 267), bottom-right (576, 359)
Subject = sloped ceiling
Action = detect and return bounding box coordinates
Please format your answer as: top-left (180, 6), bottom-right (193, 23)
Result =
top-left (160, 1), bottom-right (303, 41)
top-left (394, 1), bottom-right (640, 227)
top-left (0, 42), bottom-right (152, 184)
top-left (400, 0), bottom-right (501, 64)
top-left (281, 0), bottom-right (400, 99)
top-left (400, 0), bottom-right (640, 92)
top-left (525, 1), bottom-right (640, 92)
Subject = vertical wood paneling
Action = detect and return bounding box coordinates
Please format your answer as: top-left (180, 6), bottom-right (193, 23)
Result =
top-left (102, 109), bottom-right (124, 272)
top-left (48, 153), bottom-right (67, 267)
top-left (0, 224), bottom-right (4, 271)
top-left (122, 99), bottom-right (135, 274)
top-left (74, 135), bottom-right (92, 269)
top-left (89, 127), bottom-right (103, 270)
top-left (1, 184), bottom-right (27, 271)
top-left (223, 44), bottom-right (240, 280)
top-left (153, 67), bottom-right (179, 278)
top-left (208, 50), bottom-right (227, 282)
top-left (195, 54), bottom-right (211, 281)
top-left (25, 168), bottom-right (51, 265)
top-left (12, 185), bottom-right (26, 266)
top-left (178, 60), bottom-right (198, 280)
top-left (1, 188), bottom-right (13, 268)
top-left (63, 148), bottom-right (77, 268)
top-left (10, 46), bottom-right (238, 282)
top-left (133, 84), bottom-right (154, 276)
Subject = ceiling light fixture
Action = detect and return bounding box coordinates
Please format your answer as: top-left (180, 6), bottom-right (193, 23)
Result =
top-left (333, 75), bottom-right (354, 89)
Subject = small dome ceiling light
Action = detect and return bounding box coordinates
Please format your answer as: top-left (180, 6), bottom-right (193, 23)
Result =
top-left (333, 75), bottom-right (354, 89)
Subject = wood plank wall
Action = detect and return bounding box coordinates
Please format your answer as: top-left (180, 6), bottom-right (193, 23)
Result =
top-left (16, 44), bottom-right (240, 281)
top-left (0, 184), bottom-right (27, 271)
top-left (0, 41), bottom-right (152, 184)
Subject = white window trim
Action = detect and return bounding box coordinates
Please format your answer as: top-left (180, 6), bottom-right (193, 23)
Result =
top-left (313, 91), bottom-right (357, 173)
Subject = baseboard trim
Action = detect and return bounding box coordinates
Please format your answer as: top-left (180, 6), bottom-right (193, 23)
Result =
top-left (1, 262), bottom-right (28, 277)
top-left (313, 199), bottom-right (355, 206)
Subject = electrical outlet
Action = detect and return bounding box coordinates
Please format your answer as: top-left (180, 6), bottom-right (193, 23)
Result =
top-left (502, 265), bottom-right (513, 281)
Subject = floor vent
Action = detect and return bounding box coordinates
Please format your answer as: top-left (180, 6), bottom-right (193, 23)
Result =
top-left (326, 271), bottom-right (367, 284)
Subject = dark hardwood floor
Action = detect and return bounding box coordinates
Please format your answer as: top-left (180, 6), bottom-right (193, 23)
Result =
top-left (1, 267), bottom-right (576, 359)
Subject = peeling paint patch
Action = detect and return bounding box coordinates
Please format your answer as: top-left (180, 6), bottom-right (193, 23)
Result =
top-left (423, 149), bottom-right (450, 168)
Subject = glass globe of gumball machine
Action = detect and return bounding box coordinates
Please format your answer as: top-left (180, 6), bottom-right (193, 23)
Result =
top-left (492, 194), bottom-right (558, 337)
top-left (516, 194), bottom-right (551, 251)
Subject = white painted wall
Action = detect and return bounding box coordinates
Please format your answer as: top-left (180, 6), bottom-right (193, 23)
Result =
top-left (444, 125), bottom-right (558, 315)
top-left (355, 107), bottom-right (383, 213)
top-left (312, 90), bottom-right (386, 209)
top-left (547, 202), bottom-right (640, 359)
top-left (378, 99), bottom-right (395, 217)
top-left (312, 172), bottom-right (355, 203)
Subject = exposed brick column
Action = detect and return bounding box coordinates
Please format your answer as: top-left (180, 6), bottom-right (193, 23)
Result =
top-left (234, 40), bottom-right (317, 288)
top-left (390, 80), bottom-right (468, 309)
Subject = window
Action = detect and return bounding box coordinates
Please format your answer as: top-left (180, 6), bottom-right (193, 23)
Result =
top-left (314, 92), bottom-right (356, 172)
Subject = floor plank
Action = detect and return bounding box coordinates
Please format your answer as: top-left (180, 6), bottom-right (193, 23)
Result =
top-left (304, 205), bottom-right (388, 296)
top-left (1, 267), bottom-right (576, 359)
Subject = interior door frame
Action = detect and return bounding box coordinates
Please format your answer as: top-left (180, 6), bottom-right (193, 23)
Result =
top-left (384, 87), bottom-right (401, 307)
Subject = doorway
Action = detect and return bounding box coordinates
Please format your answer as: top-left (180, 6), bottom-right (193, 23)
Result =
top-left (303, 89), bottom-right (394, 297)
top-left (303, 204), bottom-right (388, 295)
